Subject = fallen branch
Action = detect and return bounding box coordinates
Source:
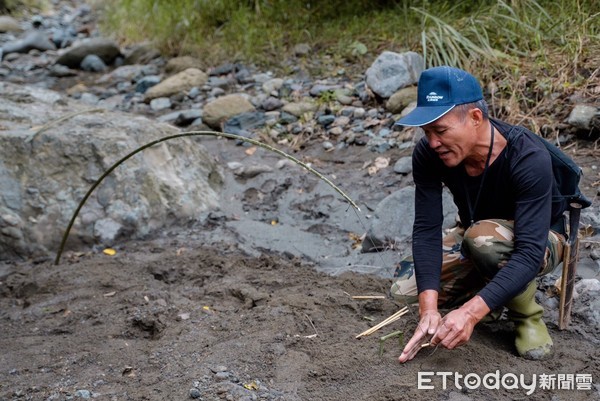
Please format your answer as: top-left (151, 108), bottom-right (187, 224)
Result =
top-left (356, 307), bottom-right (409, 338)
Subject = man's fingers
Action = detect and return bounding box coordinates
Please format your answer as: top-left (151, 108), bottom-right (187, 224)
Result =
top-left (403, 328), bottom-right (426, 352)
top-left (431, 320), bottom-right (450, 345)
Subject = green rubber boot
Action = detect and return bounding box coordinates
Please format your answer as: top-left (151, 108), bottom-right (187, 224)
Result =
top-left (505, 280), bottom-right (553, 360)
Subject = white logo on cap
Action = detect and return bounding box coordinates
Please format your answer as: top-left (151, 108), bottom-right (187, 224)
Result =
top-left (426, 92), bottom-right (444, 102)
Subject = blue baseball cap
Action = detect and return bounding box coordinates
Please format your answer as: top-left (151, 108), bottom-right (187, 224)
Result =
top-left (395, 66), bottom-right (483, 127)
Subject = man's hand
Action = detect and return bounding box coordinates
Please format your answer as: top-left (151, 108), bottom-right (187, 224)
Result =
top-left (398, 309), bottom-right (441, 363)
top-left (431, 295), bottom-right (490, 350)
top-left (398, 290), bottom-right (439, 363)
top-left (398, 294), bottom-right (491, 363)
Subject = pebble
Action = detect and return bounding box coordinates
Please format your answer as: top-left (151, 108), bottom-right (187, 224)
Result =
top-left (322, 141), bottom-right (334, 150)
top-left (317, 115), bottom-right (335, 127)
top-left (80, 54), bottom-right (107, 72)
top-left (393, 156), bottom-right (412, 174)
top-left (150, 97), bottom-right (172, 111)
top-left (189, 388), bottom-right (202, 399)
top-left (74, 389), bottom-right (92, 399)
top-left (353, 108), bottom-right (366, 119)
top-left (215, 371), bottom-right (230, 381)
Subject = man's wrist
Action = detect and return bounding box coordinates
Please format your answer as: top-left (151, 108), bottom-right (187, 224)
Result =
top-left (418, 289), bottom-right (439, 314)
top-left (460, 295), bottom-right (491, 323)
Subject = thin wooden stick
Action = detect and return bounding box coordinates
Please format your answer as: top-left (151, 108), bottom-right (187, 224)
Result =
top-left (356, 307), bottom-right (409, 338)
top-left (351, 295), bottom-right (386, 300)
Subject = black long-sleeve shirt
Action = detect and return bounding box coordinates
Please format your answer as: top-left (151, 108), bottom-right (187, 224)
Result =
top-left (412, 118), bottom-right (566, 310)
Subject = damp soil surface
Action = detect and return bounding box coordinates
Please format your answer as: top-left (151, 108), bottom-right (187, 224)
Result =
top-left (1, 138), bottom-right (600, 401)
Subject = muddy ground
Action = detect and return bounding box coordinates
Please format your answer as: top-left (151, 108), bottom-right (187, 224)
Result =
top-left (1, 136), bottom-right (600, 401)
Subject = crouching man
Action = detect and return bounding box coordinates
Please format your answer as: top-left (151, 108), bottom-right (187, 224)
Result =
top-left (391, 66), bottom-right (568, 362)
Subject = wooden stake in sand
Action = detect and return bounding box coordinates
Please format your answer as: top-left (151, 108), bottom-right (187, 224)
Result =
top-left (355, 307), bottom-right (409, 338)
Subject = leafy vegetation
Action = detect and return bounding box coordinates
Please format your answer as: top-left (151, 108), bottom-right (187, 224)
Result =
top-left (98, 0), bottom-right (599, 127)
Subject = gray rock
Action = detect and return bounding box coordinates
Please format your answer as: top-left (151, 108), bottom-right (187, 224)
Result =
top-left (208, 76), bottom-right (231, 88)
top-left (188, 87), bottom-right (201, 99)
top-left (262, 78), bottom-right (284, 95)
top-left (189, 388), bottom-right (202, 399)
top-left (253, 73), bottom-right (272, 84)
top-left (135, 75), bottom-right (161, 94)
top-left (1, 30), bottom-right (56, 57)
top-left (310, 84), bottom-right (338, 97)
top-left (150, 97), bottom-right (172, 111)
top-left (223, 112), bottom-right (267, 137)
top-left (365, 51), bottom-right (424, 99)
top-left (0, 82), bottom-right (222, 260)
top-left (80, 54), bottom-right (107, 72)
top-left (49, 26), bottom-right (77, 49)
top-left (80, 92), bottom-right (99, 105)
top-left (566, 104), bottom-right (598, 130)
top-left (97, 65), bottom-right (148, 84)
top-left (55, 38), bottom-right (120, 68)
top-left (48, 64), bottom-right (78, 78)
top-left (209, 87), bottom-right (226, 98)
top-left (74, 389), bottom-right (92, 399)
top-left (234, 164), bottom-right (273, 179)
top-left (93, 218), bottom-right (123, 245)
top-left (175, 110), bottom-right (203, 126)
top-left (393, 156), bottom-right (412, 174)
top-left (279, 112), bottom-right (298, 125)
top-left (215, 371), bottom-right (230, 381)
top-left (261, 97), bottom-right (283, 111)
top-left (209, 62), bottom-right (236, 76)
top-left (317, 115), bottom-right (335, 127)
top-left (353, 108), bottom-right (366, 119)
top-left (362, 186), bottom-right (457, 252)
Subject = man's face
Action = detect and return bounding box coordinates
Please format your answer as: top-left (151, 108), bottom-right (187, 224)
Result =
top-left (421, 109), bottom-right (476, 168)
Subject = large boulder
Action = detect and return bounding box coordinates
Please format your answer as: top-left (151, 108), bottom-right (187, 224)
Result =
top-left (365, 51), bottom-right (424, 99)
top-left (55, 38), bottom-right (121, 68)
top-left (144, 68), bottom-right (208, 102)
top-left (362, 186), bottom-right (458, 252)
top-left (0, 82), bottom-right (223, 261)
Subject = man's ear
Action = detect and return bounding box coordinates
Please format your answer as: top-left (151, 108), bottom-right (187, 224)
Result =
top-left (469, 107), bottom-right (484, 127)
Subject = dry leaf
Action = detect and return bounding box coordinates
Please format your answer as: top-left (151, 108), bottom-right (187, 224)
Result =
top-left (103, 248), bottom-right (116, 256)
top-left (348, 232), bottom-right (363, 249)
top-left (245, 146), bottom-right (257, 156)
top-left (243, 381), bottom-right (259, 391)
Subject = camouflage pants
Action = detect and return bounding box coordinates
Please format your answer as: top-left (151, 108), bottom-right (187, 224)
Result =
top-left (390, 219), bottom-right (565, 308)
